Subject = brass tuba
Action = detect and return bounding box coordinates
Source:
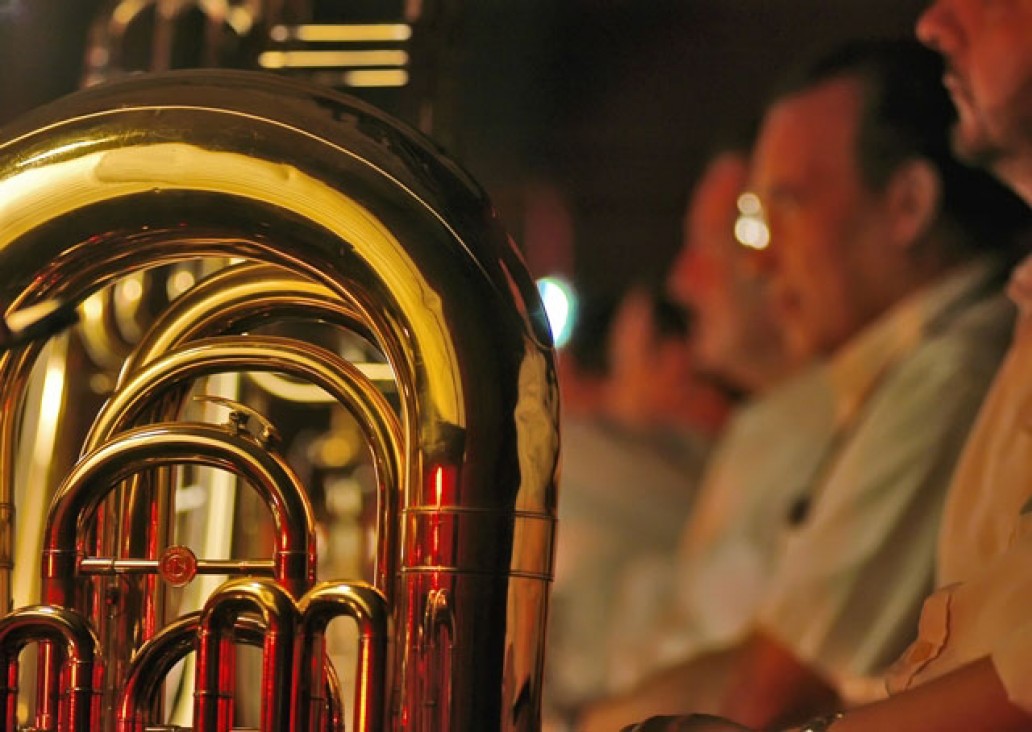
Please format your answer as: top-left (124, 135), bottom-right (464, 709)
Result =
top-left (0, 69), bottom-right (559, 730)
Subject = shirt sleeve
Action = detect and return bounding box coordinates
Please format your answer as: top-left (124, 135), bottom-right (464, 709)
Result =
top-left (757, 334), bottom-right (1002, 688)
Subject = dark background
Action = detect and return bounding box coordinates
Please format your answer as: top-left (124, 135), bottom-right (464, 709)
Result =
top-left (0, 0), bottom-right (930, 330)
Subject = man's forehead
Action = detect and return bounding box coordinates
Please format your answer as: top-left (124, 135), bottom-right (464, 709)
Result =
top-left (765, 78), bottom-right (862, 145)
top-left (753, 79), bottom-right (863, 184)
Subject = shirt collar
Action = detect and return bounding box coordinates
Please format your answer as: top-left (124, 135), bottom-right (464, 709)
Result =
top-left (826, 257), bottom-right (999, 429)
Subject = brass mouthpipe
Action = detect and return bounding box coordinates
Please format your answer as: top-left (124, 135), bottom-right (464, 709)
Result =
top-left (297, 581), bottom-right (388, 732)
top-left (194, 578), bottom-right (299, 732)
top-left (0, 605), bottom-right (101, 732)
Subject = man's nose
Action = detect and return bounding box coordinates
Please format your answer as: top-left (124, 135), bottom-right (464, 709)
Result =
top-left (915, 0), bottom-right (957, 56)
top-left (668, 246), bottom-right (700, 301)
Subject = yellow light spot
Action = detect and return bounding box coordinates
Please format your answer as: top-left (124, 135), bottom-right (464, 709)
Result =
top-left (343, 69), bottom-right (409, 88)
top-left (270, 23), bottom-right (412, 43)
top-left (259, 49), bottom-right (408, 69)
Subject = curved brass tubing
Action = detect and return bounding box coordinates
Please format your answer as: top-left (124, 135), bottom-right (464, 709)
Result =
top-left (0, 70), bottom-right (559, 729)
top-left (86, 266), bottom-right (387, 713)
top-left (43, 422), bottom-right (316, 609)
top-left (117, 612), bottom-right (201, 732)
top-left (323, 658), bottom-right (346, 732)
top-left (0, 605), bottom-right (101, 732)
top-left (298, 581), bottom-right (389, 732)
top-left (84, 335), bottom-right (402, 703)
top-left (118, 610), bottom-right (347, 732)
top-left (38, 422), bottom-right (316, 729)
top-left (118, 261), bottom-right (369, 380)
top-left (98, 260), bottom-right (371, 584)
top-left (84, 335), bottom-right (403, 713)
top-left (87, 335), bottom-right (403, 591)
top-left (194, 577), bottom-right (299, 732)
top-left (78, 270), bottom-right (154, 372)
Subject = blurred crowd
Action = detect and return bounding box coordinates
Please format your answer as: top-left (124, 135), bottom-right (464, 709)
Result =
top-left (545, 6), bottom-right (1032, 731)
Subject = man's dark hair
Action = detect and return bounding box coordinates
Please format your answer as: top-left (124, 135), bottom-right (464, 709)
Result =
top-left (770, 38), bottom-right (1030, 252)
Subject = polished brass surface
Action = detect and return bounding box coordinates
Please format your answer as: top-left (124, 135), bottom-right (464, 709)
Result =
top-left (0, 68), bottom-right (559, 730)
top-left (0, 605), bottom-right (102, 732)
top-left (297, 581), bottom-right (388, 732)
top-left (38, 421), bottom-right (316, 730)
top-left (84, 263), bottom-right (388, 717)
top-left (89, 335), bottom-right (403, 578)
top-left (118, 610), bottom-right (351, 732)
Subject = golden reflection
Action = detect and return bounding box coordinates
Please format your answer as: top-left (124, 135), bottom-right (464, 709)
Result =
top-left (258, 50), bottom-right (409, 70)
top-left (344, 69), bottom-right (410, 88)
top-left (269, 23), bottom-right (413, 43)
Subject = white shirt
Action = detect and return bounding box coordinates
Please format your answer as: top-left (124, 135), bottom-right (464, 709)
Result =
top-left (757, 259), bottom-right (1015, 703)
top-left (606, 364), bottom-right (836, 691)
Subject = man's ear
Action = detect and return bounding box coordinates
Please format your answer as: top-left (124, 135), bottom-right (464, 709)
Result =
top-left (885, 158), bottom-right (942, 249)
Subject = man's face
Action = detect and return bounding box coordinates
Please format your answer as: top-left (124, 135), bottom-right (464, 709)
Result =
top-left (751, 78), bottom-right (890, 360)
top-left (668, 154), bottom-right (783, 385)
top-left (917, 0), bottom-right (1032, 171)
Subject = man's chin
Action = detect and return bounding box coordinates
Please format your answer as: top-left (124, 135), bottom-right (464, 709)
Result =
top-left (950, 120), bottom-right (1001, 168)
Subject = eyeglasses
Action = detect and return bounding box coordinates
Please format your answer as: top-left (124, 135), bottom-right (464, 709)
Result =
top-left (734, 191), bottom-right (770, 251)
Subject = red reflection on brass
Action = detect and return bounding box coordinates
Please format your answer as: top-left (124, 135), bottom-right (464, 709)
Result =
top-left (0, 606), bottom-right (102, 732)
top-left (427, 464), bottom-right (459, 565)
top-left (429, 463), bottom-right (457, 507)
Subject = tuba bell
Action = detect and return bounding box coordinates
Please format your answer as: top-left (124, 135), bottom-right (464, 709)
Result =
top-left (0, 68), bottom-right (559, 730)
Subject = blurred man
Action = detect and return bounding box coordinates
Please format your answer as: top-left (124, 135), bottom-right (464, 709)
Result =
top-left (668, 151), bottom-right (800, 395)
top-left (583, 38), bottom-right (1031, 732)
top-left (604, 287), bottom-right (731, 434)
top-left (768, 9), bottom-right (1032, 727)
top-left (818, 2), bottom-right (1032, 728)
top-left (716, 38), bottom-right (1028, 730)
top-left (594, 151), bottom-right (837, 700)
top-left (576, 150), bottom-right (840, 729)
top-left (918, 0), bottom-right (1032, 203)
